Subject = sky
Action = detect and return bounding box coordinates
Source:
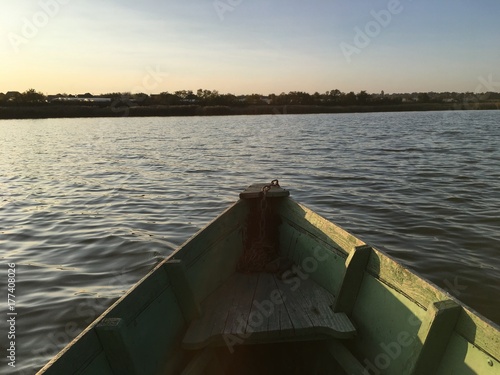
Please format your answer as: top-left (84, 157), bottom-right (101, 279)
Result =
top-left (1, 0), bottom-right (500, 95)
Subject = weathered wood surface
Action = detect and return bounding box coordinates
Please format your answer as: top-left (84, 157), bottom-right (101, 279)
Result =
top-left (279, 199), bottom-right (365, 254)
top-left (366, 247), bottom-right (448, 309)
top-left (455, 307), bottom-right (500, 364)
top-left (175, 201), bottom-right (246, 267)
top-left (182, 272), bottom-right (356, 350)
top-left (37, 328), bottom-right (106, 374)
top-left (239, 183), bottom-right (290, 199)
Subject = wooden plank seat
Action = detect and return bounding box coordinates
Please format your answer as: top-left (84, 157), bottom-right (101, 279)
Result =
top-left (182, 272), bottom-right (356, 351)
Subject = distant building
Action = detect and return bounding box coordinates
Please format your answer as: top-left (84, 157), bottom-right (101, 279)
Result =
top-left (49, 96), bottom-right (112, 104)
top-left (402, 97), bottom-right (418, 103)
top-left (77, 93), bottom-right (94, 98)
top-left (5, 91), bottom-right (21, 101)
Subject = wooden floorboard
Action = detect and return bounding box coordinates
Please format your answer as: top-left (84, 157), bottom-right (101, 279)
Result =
top-left (274, 276), bottom-right (316, 332)
top-left (206, 275), bottom-right (238, 338)
top-left (247, 273), bottom-right (274, 336)
top-left (182, 272), bottom-right (356, 350)
top-left (292, 276), bottom-right (334, 329)
top-left (182, 275), bottom-right (238, 348)
top-left (269, 275), bottom-right (295, 337)
top-left (223, 273), bottom-right (258, 337)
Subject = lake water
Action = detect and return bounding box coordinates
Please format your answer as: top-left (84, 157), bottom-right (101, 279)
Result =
top-left (1, 111), bottom-right (499, 374)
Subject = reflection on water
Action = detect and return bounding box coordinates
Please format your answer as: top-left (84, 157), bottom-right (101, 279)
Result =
top-left (1, 111), bottom-right (499, 373)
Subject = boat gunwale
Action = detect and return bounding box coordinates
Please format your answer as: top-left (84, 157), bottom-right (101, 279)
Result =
top-left (38, 196), bottom-right (500, 373)
top-left (37, 200), bottom-right (243, 374)
top-left (281, 198), bottom-right (500, 363)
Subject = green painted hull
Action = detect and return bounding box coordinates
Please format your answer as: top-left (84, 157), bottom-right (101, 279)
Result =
top-left (38, 192), bottom-right (500, 375)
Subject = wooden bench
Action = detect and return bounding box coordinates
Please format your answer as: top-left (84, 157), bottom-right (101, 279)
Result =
top-left (182, 272), bottom-right (356, 351)
top-left (176, 245), bottom-right (372, 373)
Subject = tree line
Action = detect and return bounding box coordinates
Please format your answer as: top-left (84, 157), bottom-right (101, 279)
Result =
top-left (2, 88), bottom-right (500, 107)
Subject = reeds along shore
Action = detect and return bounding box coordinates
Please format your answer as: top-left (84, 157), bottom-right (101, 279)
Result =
top-left (1, 102), bottom-right (499, 119)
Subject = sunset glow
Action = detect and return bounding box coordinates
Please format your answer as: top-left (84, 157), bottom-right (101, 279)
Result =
top-left (2, 0), bottom-right (500, 95)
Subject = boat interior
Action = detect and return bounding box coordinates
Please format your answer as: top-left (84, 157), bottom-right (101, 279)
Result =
top-left (173, 186), bottom-right (367, 374)
top-left (40, 184), bottom-right (500, 375)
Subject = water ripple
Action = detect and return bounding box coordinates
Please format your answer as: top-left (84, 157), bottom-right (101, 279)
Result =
top-left (1, 111), bottom-right (499, 373)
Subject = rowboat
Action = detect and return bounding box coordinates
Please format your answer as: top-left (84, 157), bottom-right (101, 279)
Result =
top-left (39, 181), bottom-right (500, 374)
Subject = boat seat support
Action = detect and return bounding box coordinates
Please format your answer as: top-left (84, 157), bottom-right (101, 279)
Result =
top-left (328, 339), bottom-right (367, 375)
top-left (180, 347), bottom-right (217, 375)
top-left (95, 317), bottom-right (140, 375)
top-left (408, 299), bottom-right (461, 374)
top-left (164, 260), bottom-right (201, 323)
top-left (333, 245), bottom-right (371, 315)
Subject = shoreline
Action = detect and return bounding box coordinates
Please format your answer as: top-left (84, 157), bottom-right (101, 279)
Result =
top-left (1, 102), bottom-right (499, 120)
